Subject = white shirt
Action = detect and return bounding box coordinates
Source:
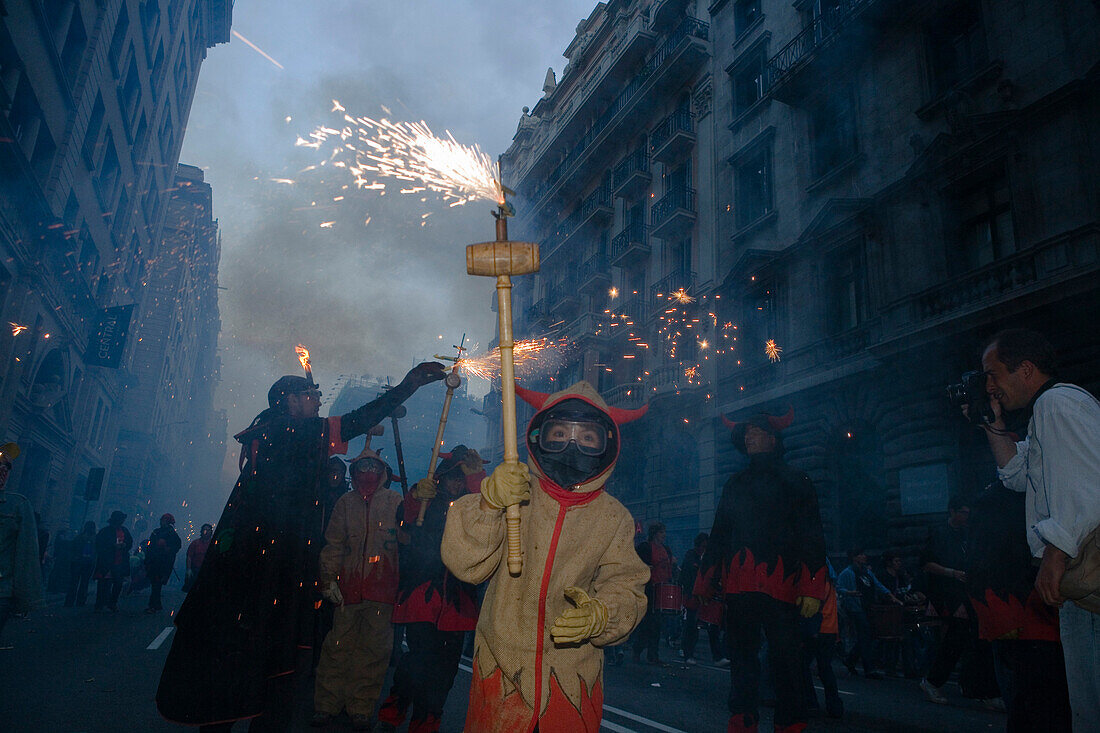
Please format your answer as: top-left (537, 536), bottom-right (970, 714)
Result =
top-left (998, 383), bottom-right (1100, 558)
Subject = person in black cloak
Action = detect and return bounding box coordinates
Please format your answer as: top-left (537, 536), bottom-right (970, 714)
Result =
top-left (156, 361), bottom-right (445, 731)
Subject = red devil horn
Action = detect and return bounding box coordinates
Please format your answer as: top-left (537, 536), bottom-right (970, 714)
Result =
top-left (767, 406), bottom-right (794, 431)
top-left (721, 414), bottom-right (738, 431)
top-left (515, 382), bottom-right (551, 410)
top-left (606, 403), bottom-right (649, 426)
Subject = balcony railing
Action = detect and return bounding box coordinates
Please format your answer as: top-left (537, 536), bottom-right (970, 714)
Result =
top-left (612, 144), bottom-right (651, 198)
top-left (649, 269), bottom-right (697, 302)
top-left (577, 253), bottom-right (611, 293)
top-left (564, 312), bottom-right (607, 346)
top-left (603, 383), bottom-right (649, 408)
top-left (523, 17), bottom-right (709, 209)
top-left (650, 186), bottom-right (696, 238)
top-left (611, 221), bottom-right (649, 266)
top-left (765, 0), bottom-right (874, 98)
top-left (650, 107), bottom-right (694, 163)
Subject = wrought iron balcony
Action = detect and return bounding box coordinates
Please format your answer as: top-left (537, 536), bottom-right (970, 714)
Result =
top-left (613, 145), bottom-right (651, 200)
top-left (603, 382), bottom-right (649, 409)
top-left (764, 0), bottom-right (881, 104)
top-left (524, 298), bottom-right (552, 327)
top-left (649, 269), bottom-right (696, 304)
top-left (650, 107), bottom-right (695, 165)
top-left (577, 253), bottom-right (611, 294)
top-left (610, 221), bottom-right (650, 267)
top-left (521, 16), bottom-right (709, 212)
top-left (607, 295), bottom-right (646, 339)
top-left (547, 277), bottom-right (582, 320)
top-left (650, 186), bottom-right (696, 239)
top-left (564, 312), bottom-right (608, 347)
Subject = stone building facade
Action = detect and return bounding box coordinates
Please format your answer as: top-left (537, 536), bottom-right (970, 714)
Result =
top-left (109, 164), bottom-right (226, 538)
top-left (0, 1), bottom-right (231, 539)
top-left (493, 0), bottom-right (1100, 557)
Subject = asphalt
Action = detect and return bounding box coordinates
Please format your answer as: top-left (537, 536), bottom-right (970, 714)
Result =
top-left (0, 589), bottom-right (1005, 732)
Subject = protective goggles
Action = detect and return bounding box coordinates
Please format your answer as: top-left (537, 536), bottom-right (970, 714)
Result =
top-left (351, 458), bottom-right (385, 475)
top-left (536, 419), bottom-right (609, 457)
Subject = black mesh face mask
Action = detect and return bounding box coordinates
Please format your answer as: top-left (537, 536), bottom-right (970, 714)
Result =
top-left (528, 399), bottom-right (617, 488)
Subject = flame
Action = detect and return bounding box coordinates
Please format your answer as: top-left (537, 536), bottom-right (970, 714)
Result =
top-left (295, 344), bottom-right (312, 372)
top-left (765, 339), bottom-right (782, 362)
top-left (298, 103), bottom-right (504, 209)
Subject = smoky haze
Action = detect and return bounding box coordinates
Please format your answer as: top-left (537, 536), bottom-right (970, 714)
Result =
top-left (178, 1), bottom-right (593, 517)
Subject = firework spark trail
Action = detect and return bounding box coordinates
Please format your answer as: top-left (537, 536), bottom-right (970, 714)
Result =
top-left (457, 338), bottom-right (570, 382)
top-left (9, 322), bottom-right (28, 336)
top-left (231, 30), bottom-right (284, 70)
top-left (297, 103), bottom-right (504, 210)
top-left (765, 339), bottom-right (782, 362)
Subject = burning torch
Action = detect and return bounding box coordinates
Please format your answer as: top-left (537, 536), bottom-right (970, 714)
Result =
top-left (466, 190), bottom-right (538, 576)
top-left (295, 344), bottom-right (315, 386)
top-left (416, 336), bottom-right (467, 525)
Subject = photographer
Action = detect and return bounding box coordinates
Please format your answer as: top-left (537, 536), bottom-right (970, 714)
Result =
top-left (973, 328), bottom-right (1100, 730)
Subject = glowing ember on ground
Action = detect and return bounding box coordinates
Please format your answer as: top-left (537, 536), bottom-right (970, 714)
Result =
top-left (9, 322), bottom-right (28, 336)
top-left (297, 103), bottom-right (504, 210)
top-left (765, 339), bottom-right (782, 362)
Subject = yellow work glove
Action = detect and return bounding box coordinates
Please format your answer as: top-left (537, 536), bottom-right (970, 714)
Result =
top-left (796, 596), bottom-right (822, 618)
top-left (412, 477), bottom-right (437, 501)
top-left (480, 463), bottom-right (531, 510)
top-left (551, 587), bottom-right (609, 645)
top-left (322, 580), bottom-right (343, 606)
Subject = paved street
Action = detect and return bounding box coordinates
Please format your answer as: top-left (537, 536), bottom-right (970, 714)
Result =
top-left (2, 590), bottom-right (1004, 732)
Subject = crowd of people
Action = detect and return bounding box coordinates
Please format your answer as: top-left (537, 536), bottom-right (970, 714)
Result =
top-left (1, 327), bottom-right (1097, 733)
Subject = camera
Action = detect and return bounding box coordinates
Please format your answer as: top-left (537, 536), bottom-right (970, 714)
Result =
top-left (947, 371), bottom-right (996, 425)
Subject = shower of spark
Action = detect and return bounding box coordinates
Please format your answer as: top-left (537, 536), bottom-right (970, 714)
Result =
top-left (458, 337), bottom-right (569, 382)
top-left (297, 103), bottom-right (504, 212)
top-left (9, 322), bottom-right (28, 336)
top-left (671, 288), bottom-right (695, 304)
top-left (765, 339), bottom-right (782, 363)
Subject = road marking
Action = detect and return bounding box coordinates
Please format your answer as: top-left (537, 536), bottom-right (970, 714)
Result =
top-left (603, 704), bottom-right (687, 733)
top-left (815, 684), bottom-right (855, 697)
top-left (601, 719), bottom-right (639, 732)
top-left (147, 627), bottom-right (174, 650)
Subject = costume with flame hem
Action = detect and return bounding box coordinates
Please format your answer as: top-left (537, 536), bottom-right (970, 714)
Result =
top-left (376, 446), bottom-right (485, 733)
top-left (697, 409), bottom-right (827, 733)
top-left (967, 479), bottom-right (1070, 730)
top-left (440, 382), bottom-right (649, 733)
top-left (156, 370), bottom-right (436, 728)
top-left (313, 444), bottom-right (403, 722)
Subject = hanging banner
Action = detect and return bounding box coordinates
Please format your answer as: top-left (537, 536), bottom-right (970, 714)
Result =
top-left (85, 304), bottom-right (135, 368)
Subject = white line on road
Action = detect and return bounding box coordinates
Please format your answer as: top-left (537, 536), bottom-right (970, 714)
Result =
top-left (147, 627), bottom-right (174, 650)
top-left (602, 705), bottom-right (688, 733)
top-left (601, 719), bottom-right (640, 733)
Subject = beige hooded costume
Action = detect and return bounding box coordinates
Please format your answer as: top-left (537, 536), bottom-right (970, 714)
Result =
top-left (441, 381), bottom-right (649, 733)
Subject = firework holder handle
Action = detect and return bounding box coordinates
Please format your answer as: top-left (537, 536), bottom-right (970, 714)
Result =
top-left (496, 272), bottom-right (524, 577)
top-left (417, 370), bottom-right (462, 526)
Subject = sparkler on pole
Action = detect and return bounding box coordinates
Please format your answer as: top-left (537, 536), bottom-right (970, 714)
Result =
top-left (416, 336), bottom-right (467, 526)
top-left (466, 193), bottom-right (539, 577)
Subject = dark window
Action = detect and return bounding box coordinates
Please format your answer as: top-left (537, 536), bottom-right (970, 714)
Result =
top-left (99, 136), bottom-right (120, 203)
top-left (59, 7), bottom-right (87, 84)
top-left (731, 48), bottom-right (766, 118)
top-left (809, 87), bottom-right (858, 179)
top-left (0, 29), bottom-right (22, 102)
top-left (734, 0), bottom-right (762, 37)
top-left (955, 172), bottom-right (1015, 271)
top-left (742, 279), bottom-right (778, 364)
top-left (30, 120), bottom-right (56, 180)
top-left (121, 56), bottom-right (141, 124)
top-left (141, 0), bottom-right (161, 51)
top-left (9, 76), bottom-right (42, 154)
top-left (82, 95), bottom-right (104, 168)
top-left (734, 147), bottom-right (772, 228)
top-left (108, 5), bottom-right (129, 74)
top-left (151, 42), bottom-right (165, 97)
top-left (828, 242), bottom-right (864, 332)
top-left (925, 0), bottom-right (988, 97)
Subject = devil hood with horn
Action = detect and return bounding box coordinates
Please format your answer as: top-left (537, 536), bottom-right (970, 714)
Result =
top-left (722, 406), bottom-right (793, 455)
top-left (441, 381), bottom-right (649, 733)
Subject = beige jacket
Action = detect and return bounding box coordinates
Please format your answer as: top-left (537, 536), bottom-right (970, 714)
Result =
top-left (442, 382), bottom-right (648, 733)
top-left (319, 487), bottom-right (402, 605)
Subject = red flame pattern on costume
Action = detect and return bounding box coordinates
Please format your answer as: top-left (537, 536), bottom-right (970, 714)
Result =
top-left (337, 554), bottom-right (397, 607)
top-left (696, 548), bottom-right (825, 604)
top-left (465, 655), bottom-right (603, 733)
top-left (971, 587), bottom-right (1059, 642)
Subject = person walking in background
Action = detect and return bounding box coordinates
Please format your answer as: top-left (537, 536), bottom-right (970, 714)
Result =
top-left (64, 521), bottom-right (96, 607)
top-left (634, 522), bottom-right (674, 665)
top-left (680, 533), bottom-right (725, 665)
top-left (183, 524), bottom-right (213, 593)
top-left (837, 548), bottom-right (898, 679)
top-left (880, 550), bottom-right (922, 678)
top-left (145, 513), bottom-right (182, 614)
top-left (0, 442), bottom-right (43, 649)
top-left (802, 558), bottom-right (843, 720)
top-left (93, 511), bottom-right (132, 612)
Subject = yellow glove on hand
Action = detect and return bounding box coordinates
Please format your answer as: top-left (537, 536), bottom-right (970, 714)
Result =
top-left (551, 586), bottom-right (609, 645)
top-left (796, 596), bottom-right (822, 618)
top-left (412, 477), bottom-right (437, 501)
top-left (480, 463), bottom-right (531, 510)
top-left (322, 580), bottom-right (343, 606)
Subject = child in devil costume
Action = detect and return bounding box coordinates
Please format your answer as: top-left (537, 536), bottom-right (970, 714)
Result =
top-left (441, 381), bottom-right (649, 733)
top-left (375, 445), bottom-right (486, 733)
top-left (697, 408), bottom-right (827, 733)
